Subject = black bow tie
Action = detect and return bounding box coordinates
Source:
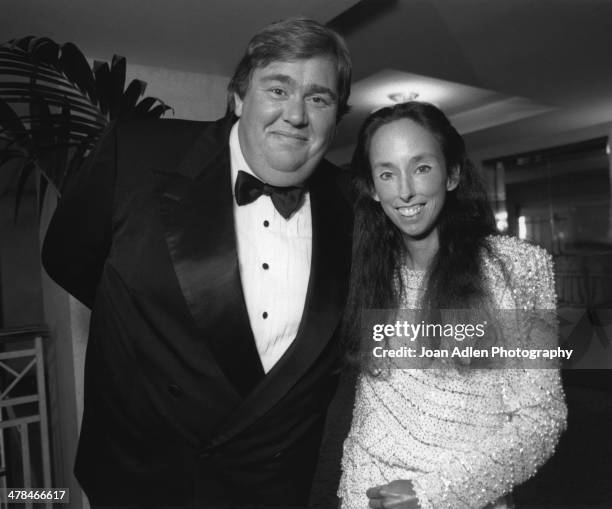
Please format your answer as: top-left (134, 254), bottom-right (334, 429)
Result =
top-left (235, 170), bottom-right (306, 219)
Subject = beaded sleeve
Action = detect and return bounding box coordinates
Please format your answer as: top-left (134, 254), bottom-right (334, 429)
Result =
top-left (412, 238), bottom-right (568, 509)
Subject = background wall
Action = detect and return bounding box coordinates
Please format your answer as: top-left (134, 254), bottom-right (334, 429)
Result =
top-left (0, 192), bottom-right (44, 328)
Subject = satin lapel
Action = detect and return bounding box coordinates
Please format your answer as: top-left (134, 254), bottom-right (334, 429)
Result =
top-left (208, 165), bottom-right (352, 444)
top-left (155, 118), bottom-right (264, 395)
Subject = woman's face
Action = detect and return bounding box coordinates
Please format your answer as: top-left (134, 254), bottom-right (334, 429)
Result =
top-left (369, 118), bottom-right (459, 244)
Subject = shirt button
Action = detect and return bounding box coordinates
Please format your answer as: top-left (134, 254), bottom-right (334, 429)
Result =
top-left (263, 312), bottom-right (268, 319)
top-left (263, 220), bottom-right (269, 227)
top-left (262, 263), bottom-right (269, 270)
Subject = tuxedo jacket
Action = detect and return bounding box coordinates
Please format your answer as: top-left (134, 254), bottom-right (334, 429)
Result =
top-left (42, 115), bottom-right (353, 508)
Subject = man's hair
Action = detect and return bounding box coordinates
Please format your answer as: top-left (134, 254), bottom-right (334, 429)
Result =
top-left (227, 17), bottom-right (351, 120)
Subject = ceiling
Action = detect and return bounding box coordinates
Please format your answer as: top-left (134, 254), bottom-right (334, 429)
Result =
top-left (3, 0), bottom-right (612, 165)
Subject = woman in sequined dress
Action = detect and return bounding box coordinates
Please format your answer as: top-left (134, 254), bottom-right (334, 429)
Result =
top-left (337, 102), bottom-right (567, 509)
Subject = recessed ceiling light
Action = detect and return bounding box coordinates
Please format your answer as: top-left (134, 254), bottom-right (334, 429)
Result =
top-left (387, 91), bottom-right (419, 103)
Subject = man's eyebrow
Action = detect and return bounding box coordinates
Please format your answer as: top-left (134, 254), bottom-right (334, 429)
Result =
top-left (260, 74), bottom-right (295, 86)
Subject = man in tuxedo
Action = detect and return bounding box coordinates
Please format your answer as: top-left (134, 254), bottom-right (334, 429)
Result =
top-left (42, 18), bottom-right (353, 508)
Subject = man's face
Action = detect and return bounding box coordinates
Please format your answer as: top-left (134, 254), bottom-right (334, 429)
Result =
top-left (234, 57), bottom-right (339, 186)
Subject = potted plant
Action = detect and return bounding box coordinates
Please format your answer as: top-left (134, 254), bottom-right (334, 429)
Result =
top-left (0, 36), bottom-right (171, 217)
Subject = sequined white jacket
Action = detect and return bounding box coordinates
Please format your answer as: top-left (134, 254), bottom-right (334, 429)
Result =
top-left (338, 236), bottom-right (567, 509)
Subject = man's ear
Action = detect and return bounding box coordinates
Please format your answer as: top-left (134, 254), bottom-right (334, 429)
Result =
top-left (447, 165), bottom-right (460, 191)
top-left (234, 93), bottom-right (243, 117)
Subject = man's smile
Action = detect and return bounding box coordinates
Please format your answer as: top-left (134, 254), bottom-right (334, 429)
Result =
top-left (269, 130), bottom-right (309, 142)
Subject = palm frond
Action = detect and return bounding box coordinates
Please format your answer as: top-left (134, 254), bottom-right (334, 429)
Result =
top-left (0, 35), bottom-right (172, 218)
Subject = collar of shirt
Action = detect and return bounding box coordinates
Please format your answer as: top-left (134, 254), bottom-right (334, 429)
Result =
top-left (230, 120), bottom-right (258, 191)
top-left (229, 121), bottom-right (311, 235)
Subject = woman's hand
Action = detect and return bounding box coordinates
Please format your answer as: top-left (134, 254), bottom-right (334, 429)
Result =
top-left (366, 479), bottom-right (420, 508)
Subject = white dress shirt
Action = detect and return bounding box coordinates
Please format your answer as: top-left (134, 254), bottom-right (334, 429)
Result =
top-left (230, 122), bottom-right (312, 373)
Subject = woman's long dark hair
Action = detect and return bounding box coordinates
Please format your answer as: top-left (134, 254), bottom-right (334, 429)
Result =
top-left (342, 101), bottom-right (497, 364)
